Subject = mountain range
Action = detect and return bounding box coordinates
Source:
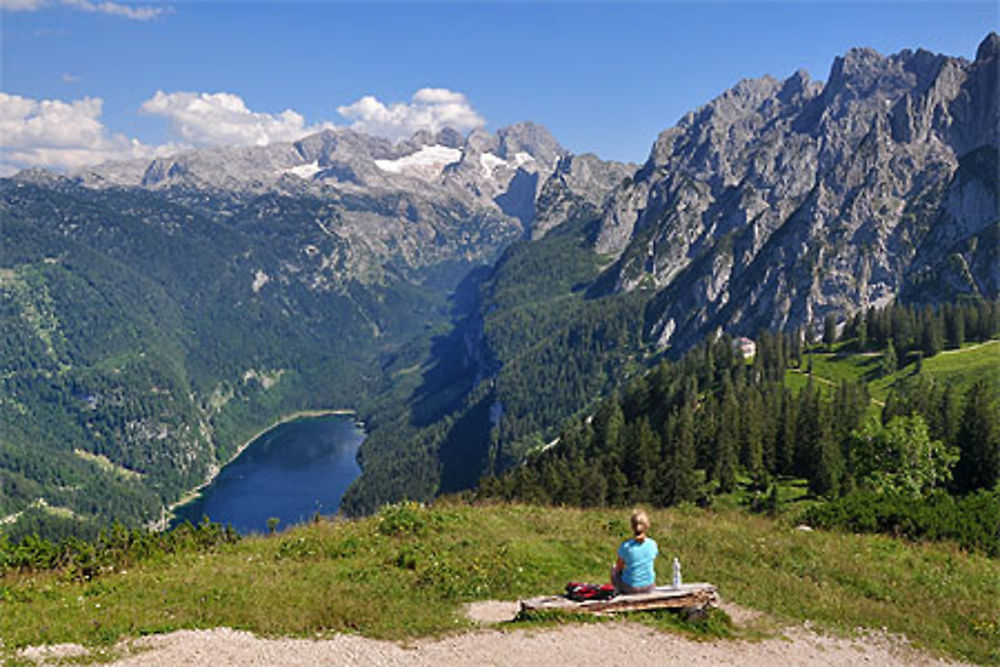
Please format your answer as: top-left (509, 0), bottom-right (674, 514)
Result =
top-left (1, 34), bottom-right (996, 533)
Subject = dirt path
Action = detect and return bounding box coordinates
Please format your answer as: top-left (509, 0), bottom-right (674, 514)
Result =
top-left (20, 603), bottom-right (963, 666)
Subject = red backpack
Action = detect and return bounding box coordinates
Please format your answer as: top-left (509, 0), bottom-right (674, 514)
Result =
top-left (565, 581), bottom-right (617, 601)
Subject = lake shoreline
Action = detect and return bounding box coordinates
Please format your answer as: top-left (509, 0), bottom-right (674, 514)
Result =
top-left (158, 409), bottom-right (357, 530)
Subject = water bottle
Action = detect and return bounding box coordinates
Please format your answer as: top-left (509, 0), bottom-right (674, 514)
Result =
top-left (672, 557), bottom-right (682, 588)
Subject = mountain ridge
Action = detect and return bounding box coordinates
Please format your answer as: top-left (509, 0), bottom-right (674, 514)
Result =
top-left (593, 33), bottom-right (998, 351)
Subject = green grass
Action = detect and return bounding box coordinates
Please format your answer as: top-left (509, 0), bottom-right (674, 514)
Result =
top-left (787, 338), bottom-right (1000, 404)
top-left (2, 502), bottom-right (998, 664)
top-left (921, 339), bottom-right (1000, 390)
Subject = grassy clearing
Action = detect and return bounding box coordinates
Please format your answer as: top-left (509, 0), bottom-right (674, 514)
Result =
top-left (2, 502), bottom-right (998, 664)
top-left (787, 338), bottom-right (999, 404)
top-left (922, 339), bottom-right (1000, 389)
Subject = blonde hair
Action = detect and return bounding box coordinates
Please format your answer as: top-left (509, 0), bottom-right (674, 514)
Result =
top-left (630, 509), bottom-right (650, 537)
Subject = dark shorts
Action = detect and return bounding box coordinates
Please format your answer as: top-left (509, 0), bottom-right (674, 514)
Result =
top-left (610, 566), bottom-right (655, 594)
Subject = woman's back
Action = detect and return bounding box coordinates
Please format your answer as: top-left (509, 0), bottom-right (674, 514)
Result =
top-left (617, 536), bottom-right (658, 588)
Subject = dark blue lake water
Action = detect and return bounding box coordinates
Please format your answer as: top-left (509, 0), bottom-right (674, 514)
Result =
top-left (173, 414), bottom-right (363, 534)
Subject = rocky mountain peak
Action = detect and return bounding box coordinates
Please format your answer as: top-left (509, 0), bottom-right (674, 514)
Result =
top-left (976, 31), bottom-right (1000, 62)
top-left (588, 34), bottom-right (998, 352)
top-left (496, 122), bottom-right (568, 168)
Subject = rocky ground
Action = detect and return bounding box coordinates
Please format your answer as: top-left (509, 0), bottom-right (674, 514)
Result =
top-left (18, 602), bottom-right (964, 666)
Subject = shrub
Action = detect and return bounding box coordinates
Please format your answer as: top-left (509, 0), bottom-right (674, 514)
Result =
top-left (803, 488), bottom-right (1000, 557)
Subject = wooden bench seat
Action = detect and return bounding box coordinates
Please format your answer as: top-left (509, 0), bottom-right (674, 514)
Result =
top-left (520, 583), bottom-right (719, 615)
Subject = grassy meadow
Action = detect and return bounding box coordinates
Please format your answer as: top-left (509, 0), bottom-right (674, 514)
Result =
top-left (2, 502), bottom-right (998, 664)
top-left (785, 338), bottom-right (1000, 403)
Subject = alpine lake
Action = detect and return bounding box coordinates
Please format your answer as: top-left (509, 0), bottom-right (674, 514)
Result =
top-left (172, 414), bottom-right (363, 534)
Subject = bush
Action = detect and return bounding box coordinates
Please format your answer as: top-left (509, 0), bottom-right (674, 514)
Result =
top-left (803, 489), bottom-right (1000, 557)
top-left (0, 519), bottom-right (240, 579)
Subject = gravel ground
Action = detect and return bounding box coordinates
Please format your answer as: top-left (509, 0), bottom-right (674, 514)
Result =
top-left (18, 602), bottom-right (964, 666)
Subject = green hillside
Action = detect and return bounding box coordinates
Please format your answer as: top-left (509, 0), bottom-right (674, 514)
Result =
top-left (788, 339), bottom-right (1000, 403)
top-left (2, 502), bottom-right (998, 664)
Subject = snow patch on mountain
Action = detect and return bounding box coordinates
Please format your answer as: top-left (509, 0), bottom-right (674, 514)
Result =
top-left (479, 152), bottom-right (507, 177)
top-left (512, 152), bottom-right (534, 167)
top-left (281, 161), bottom-right (322, 180)
top-left (374, 145), bottom-right (462, 178)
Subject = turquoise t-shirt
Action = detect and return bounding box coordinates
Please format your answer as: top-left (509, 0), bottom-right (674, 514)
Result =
top-left (617, 537), bottom-right (658, 588)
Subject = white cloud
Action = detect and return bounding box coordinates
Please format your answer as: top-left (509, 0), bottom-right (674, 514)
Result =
top-left (0, 0), bottom-right (171, 20)
top-left (337, 87), bottom-right (485, 140)
top-left (140, 90), bottom-right (332, 147)
top-left (0, 0), bottom-right (48, 10)
top-left (62, 0), bottom-right (169, 21)
top-left (0, 92), bottom-right (169, 172)
top-left (61, 72), bottom-right (81, 83)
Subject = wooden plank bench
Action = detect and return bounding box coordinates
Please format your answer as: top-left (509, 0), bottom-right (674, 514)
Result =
top-left (520, 583), bottom-right (719, 616)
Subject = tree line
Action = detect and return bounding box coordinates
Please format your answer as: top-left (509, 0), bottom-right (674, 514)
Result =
top-left (476, 317), bottom-right (1000, 553)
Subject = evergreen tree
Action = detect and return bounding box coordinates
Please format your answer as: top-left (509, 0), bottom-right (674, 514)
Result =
top-left (823, 314), bottom-right (838, 349)
top-left (795, 380), bottom-right (821, 479)
top-left (605, 460), bottom-right (629, 506)
top-left (945, 305), bottom-right (965, 349)
top-left (939, 384), bottom-right (962, 447)
top-left (622, 417), bottom-right (658, 500)
top-left (593, 399), bottom-right (624, 463)
top-left (954, 381), bottom-right (1000, 493)
top-left (579, 464), bottom-right (608, 507)
top-left (778, 388), bottom-right (798, 475)
top-left (714, 376), bottom-right (740, 493)
top-left (812, 418), bottom-right (843, 498)
top-left (881, 339), bottom-right (897, 377)
top-left (920, 307), bottom-right (943, 357)
top-left (669, 400), bottom-right (699, 504)
top-left (741, 386), bottom-right (766, 487)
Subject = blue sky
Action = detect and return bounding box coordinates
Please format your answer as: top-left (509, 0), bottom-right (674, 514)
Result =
top-left (1, 1), bottom-right (996, 173)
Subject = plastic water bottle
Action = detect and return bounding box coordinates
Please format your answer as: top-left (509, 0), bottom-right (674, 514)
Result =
top-left (672, 557), bottom-right (682, 588)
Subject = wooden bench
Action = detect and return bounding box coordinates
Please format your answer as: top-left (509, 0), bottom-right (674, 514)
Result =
top-left (520, 583), bottom-right (719, 616)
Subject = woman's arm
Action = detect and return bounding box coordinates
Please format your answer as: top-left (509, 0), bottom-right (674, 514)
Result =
top-left (614, 556), bottom-right (625, 573)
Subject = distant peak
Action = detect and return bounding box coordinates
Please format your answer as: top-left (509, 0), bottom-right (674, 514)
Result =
top-left (976, 32), bottom-right (1000, 62)
top-left (496, 122), bottom-right (567, 164)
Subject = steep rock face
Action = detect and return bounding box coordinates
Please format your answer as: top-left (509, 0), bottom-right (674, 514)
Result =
top-left (532, 154), bottom-right (637, 239)
top-left (595, 34), bottom-right (998, 350)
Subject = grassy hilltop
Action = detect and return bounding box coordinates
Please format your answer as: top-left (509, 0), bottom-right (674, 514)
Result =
top-left (2, 502), bottom-right (998, 665)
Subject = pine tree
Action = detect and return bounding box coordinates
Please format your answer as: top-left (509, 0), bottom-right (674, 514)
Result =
top-left (823, 314), bottom-right (838, 349)
top-left (794, 380), bottom-right (821, 479)
top-left (622, 417), bottom-right (658, 500)
top-left (741, 386), bottom-right (766, 487)
top-left (939, 384), bottom-right (962, 447)
top-left (812, 418), bottom-right (844, 498)
top-left (945, 305), bottom-right (965, 349)
top-left (778, 388), bottom-right (798, 475)
top-left (605, 459), bottom-right (629, 507)
top-left (579, 464), bottom-right (608, 507)
top-left (669, 400), bottom-right (699, 504)
top-left (881, 339), bottom-right (897, 377)
top-left (594, 399), bottom-right (625, 462)
top-left (920, 307), bottom-right (943, 357)
top-left (714, 381), bottom-right (740, 494)
top-left (954, 380), bottom-right (1000, 493)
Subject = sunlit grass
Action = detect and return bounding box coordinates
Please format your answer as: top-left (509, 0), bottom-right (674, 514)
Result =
top-left (2, 502), bottom-right (998, 664)
top-left (786, 338), bottom-right (999, 405)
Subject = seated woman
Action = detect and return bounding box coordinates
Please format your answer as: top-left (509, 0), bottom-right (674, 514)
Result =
top-left (610, 508), bottom-right (658, 594)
